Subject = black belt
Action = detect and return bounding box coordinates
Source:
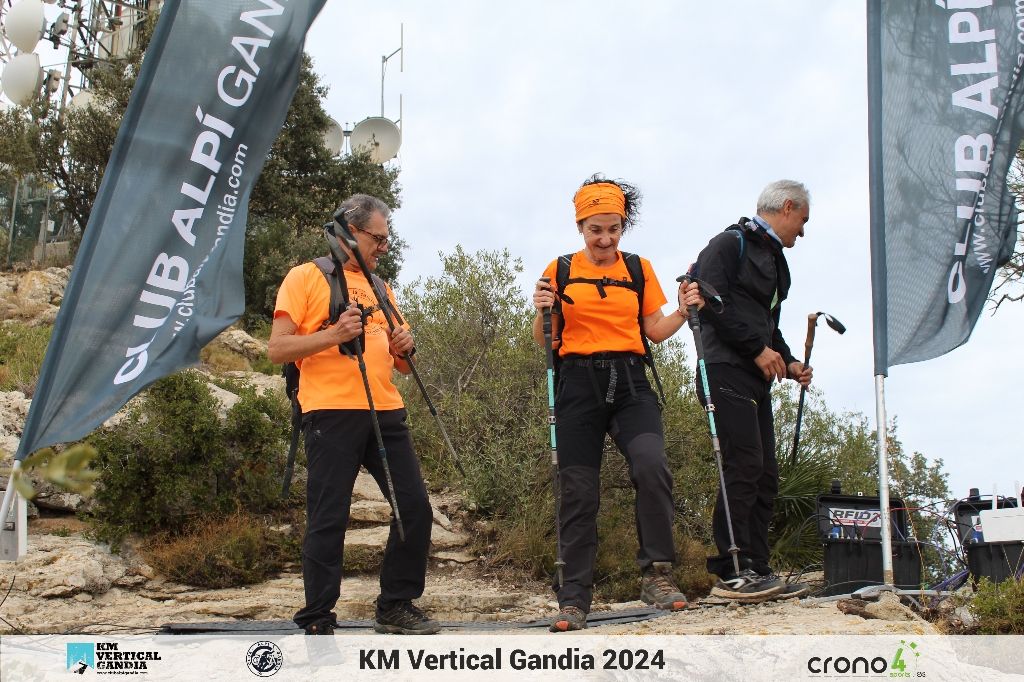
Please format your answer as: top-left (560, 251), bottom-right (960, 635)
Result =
top-left (561, 353), bottom-right (643, 404)
top-left (563, 352), bottom-right (643, 369)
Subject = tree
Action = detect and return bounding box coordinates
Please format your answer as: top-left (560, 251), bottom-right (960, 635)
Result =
top-left (994, 145), bottom-right (1024, 308)
top-left (0, 12), bottom-right (404, 325)
top-left (770, 385), bottom-right (953, 580)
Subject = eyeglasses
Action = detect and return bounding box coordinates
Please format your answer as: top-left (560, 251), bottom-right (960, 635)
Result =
top-left (354, 225), bottom-right (389, 247)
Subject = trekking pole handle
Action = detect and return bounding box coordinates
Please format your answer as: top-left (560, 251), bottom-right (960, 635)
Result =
top-left (804, 313), bottom-right (818, 366)
top-left (539, 277), bottom-right (553, 334)
top-left (677, 274), bottom-right (701, 332)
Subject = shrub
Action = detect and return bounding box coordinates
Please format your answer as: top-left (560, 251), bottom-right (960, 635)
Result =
top-left (969, 577), bottom-right (1024, 634)
top-left (0, 322), bottom-right (52, 395)
top-left (143, 513), bottom-right (285, 588)
top-left (85, 371), bottom-right (288, 546)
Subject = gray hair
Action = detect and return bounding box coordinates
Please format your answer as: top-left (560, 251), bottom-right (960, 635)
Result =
top-left (756, 180), bottom-right (810, 214)
top-left (338, 193), bottom-right (391, 230)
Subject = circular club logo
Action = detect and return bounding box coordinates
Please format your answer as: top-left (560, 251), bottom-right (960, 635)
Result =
top-left (246, 641), bottom-right (283, 677)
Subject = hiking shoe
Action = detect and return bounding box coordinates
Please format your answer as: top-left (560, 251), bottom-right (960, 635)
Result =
top-left (374, 600), bottom-right (441, 635)
top-left (756, 570), bottom-right (810, 600)
top-left (640, 562), bottom-right (689, 610)
top-left (549, 605), bottom-right (587, 632)
top-left (776, 581), bottom-right (810, 599)
top-left (711, 569), bottom-right (786, 602)
top-left (303, 619), bottom-right (336, 635)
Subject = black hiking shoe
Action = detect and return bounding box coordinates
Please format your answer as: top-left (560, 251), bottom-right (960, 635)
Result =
top-left (640, 562), bottom-right (689, 610)
top-left (303, 619), bottom-right (336, 635)
top-left (710, 569), bottom-right (786, 602)
top-left (549, 605), bottom-right (587, 632)
top-left (374, 600), bottom-right (441, 635)
top-left (755, 568), bottom-right (810, 600)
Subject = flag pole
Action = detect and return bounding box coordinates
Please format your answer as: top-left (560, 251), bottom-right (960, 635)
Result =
top-left (866, 0), bottom-right (894, 588)
top-left (0, 462), bottom-right (21, 539)
top-left (873, 375), bottom-right (895, 586)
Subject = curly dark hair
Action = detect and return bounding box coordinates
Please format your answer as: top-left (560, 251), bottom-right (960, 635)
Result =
top-left (577, 173), bottom-right (642, 232)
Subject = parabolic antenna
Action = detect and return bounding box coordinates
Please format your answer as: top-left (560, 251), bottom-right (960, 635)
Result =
top-left (68, 89), bottom-right (95, 111)
top-left (323, 116), bottom-right (344, 156)
top-left (4, 0), bottom-right (47, 53)
top-left (350, 116), bottom-right (401, 164)
top-left (2, 53), bottom-right (43, 106)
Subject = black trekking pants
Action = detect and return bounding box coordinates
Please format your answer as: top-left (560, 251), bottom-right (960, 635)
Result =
top-left (696, 363), bottom-right (777, 578)
top-left (293, 409), bottom-right (432, 629)
top-left (554, 356), bottom-right (676, 613)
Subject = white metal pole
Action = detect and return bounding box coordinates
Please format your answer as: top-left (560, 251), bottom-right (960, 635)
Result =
top-left (6, 179), bottom-right (19, 268)
top-left (874, 373), bottom-right (895, 585)
top-left (0, 461), bottom-right (23, 539)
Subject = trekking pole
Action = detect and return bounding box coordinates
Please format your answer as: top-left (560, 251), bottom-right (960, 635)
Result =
top-left (329, 211), bottom-right (466, 477)
top-left (347, 336), bottom-right (405, 542)
top-left (540, 277), bottom-right (566, 589)
top-left (281, 367), bottom-right (301, 497)
top-left (789, 311), bottom-right (845, 467)
top-left (677, 274), bottom-right (741, 577)
top-left (328, 246), bottom-right (405, 542)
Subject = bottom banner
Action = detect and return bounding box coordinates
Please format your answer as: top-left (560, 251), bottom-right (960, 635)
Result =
top-left (1, 634), bottom-right (1021, 680)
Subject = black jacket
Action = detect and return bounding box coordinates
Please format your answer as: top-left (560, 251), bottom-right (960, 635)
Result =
top-left (694, 218), bottom-right (797, 379)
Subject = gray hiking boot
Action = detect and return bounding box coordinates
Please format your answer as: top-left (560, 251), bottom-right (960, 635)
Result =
top-left (640, 562), bottom-right (689, 610)
top-left (710, 569), bottom-right (786, 602)
top-left (549, 605), bottom-right (587, 632)
top-left (374, 600), bottom-right (441, 635)
top-left (755, 568), bottom-right (811, 600)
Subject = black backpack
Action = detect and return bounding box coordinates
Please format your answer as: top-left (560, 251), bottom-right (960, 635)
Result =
top-left (554, 251), bottom-right (666, 404)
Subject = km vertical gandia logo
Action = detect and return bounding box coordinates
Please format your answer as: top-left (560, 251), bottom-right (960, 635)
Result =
top-left (66, 643), bottom-right (95, 674)
top-left (807, 639), bottom-right (923, 678)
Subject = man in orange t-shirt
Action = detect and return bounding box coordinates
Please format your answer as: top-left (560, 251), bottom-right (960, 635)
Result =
top-left (532, 175), bottom-right (704, 632)
top-left (269, 194), bottom-right (438, 636)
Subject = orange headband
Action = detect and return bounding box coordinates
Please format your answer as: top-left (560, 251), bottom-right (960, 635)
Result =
top-left (573, 183), bottom-right (626, 222)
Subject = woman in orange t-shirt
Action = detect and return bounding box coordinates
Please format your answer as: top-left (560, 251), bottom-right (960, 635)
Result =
top-left (532, 174), bottom-right (703, 632)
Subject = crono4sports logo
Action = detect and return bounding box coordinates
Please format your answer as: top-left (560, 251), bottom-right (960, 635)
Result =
top-left (807, 640), bottom-right (923, 678)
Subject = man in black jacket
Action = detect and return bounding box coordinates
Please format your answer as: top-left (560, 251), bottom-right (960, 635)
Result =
top-left (693, 179), bottom-right (813, 601)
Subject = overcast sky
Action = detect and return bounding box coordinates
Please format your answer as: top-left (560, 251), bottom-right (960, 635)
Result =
top-left (302, 1), bottom-right (1024, 507)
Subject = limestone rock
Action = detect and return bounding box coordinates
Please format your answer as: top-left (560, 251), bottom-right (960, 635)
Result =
top-left (206, 382), bottom-right (240, 418)
top-left (430, 526), bottom-right (470, 549)
top-left (349, 499), bottom-right (393, 524)
top-left (432, 507), bottom-right (453, 531)
top-left (863, 591), bottom-right (919, 622)
top-left (30, 483), bottom-right (85, 513)
top-left (352, 472), bottom-right (386, 503)
top-left (0, 268), bottom-right (70, 324)
top-left (0, 391), bottom-right (30, 439)
top-left (14, 535), bottom-right (128, 598)
top-left (223, 371), bottom-right (285, 396)
top-left (345, 526), bottom-right (390, 551)
top-left (213, 328), bottom-right (267, 361)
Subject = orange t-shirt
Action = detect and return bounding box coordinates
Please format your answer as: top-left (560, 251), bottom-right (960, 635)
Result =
top-left (541, 251), bottom-right (667, 357)
top-left (274, 263), bottom-right (406, 412)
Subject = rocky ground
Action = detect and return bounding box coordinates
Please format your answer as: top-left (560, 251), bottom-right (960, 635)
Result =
top-left (0, 266), bottom-right (947, 636)
top-left (0, 521), bottom-right (941, 636)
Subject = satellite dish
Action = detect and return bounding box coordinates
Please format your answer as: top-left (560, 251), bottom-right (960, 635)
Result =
top-left (350, 117), bottom-right (401, 164)
top-left (323, 117), bottom-right (344, 156)
top-left (68, 89), bottom-right (95, 111)
top-left (5, 0), bottom-right (47, 52)
top-left (2, 53), bottom-right (43, 106)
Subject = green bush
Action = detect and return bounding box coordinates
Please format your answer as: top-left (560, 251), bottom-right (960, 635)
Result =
top-left (85, 371), bottom-right (288, 546)
top-left (0, 322), bottom-right (52, 395)
top-left (969, 577), bottom-right (1024, 634)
